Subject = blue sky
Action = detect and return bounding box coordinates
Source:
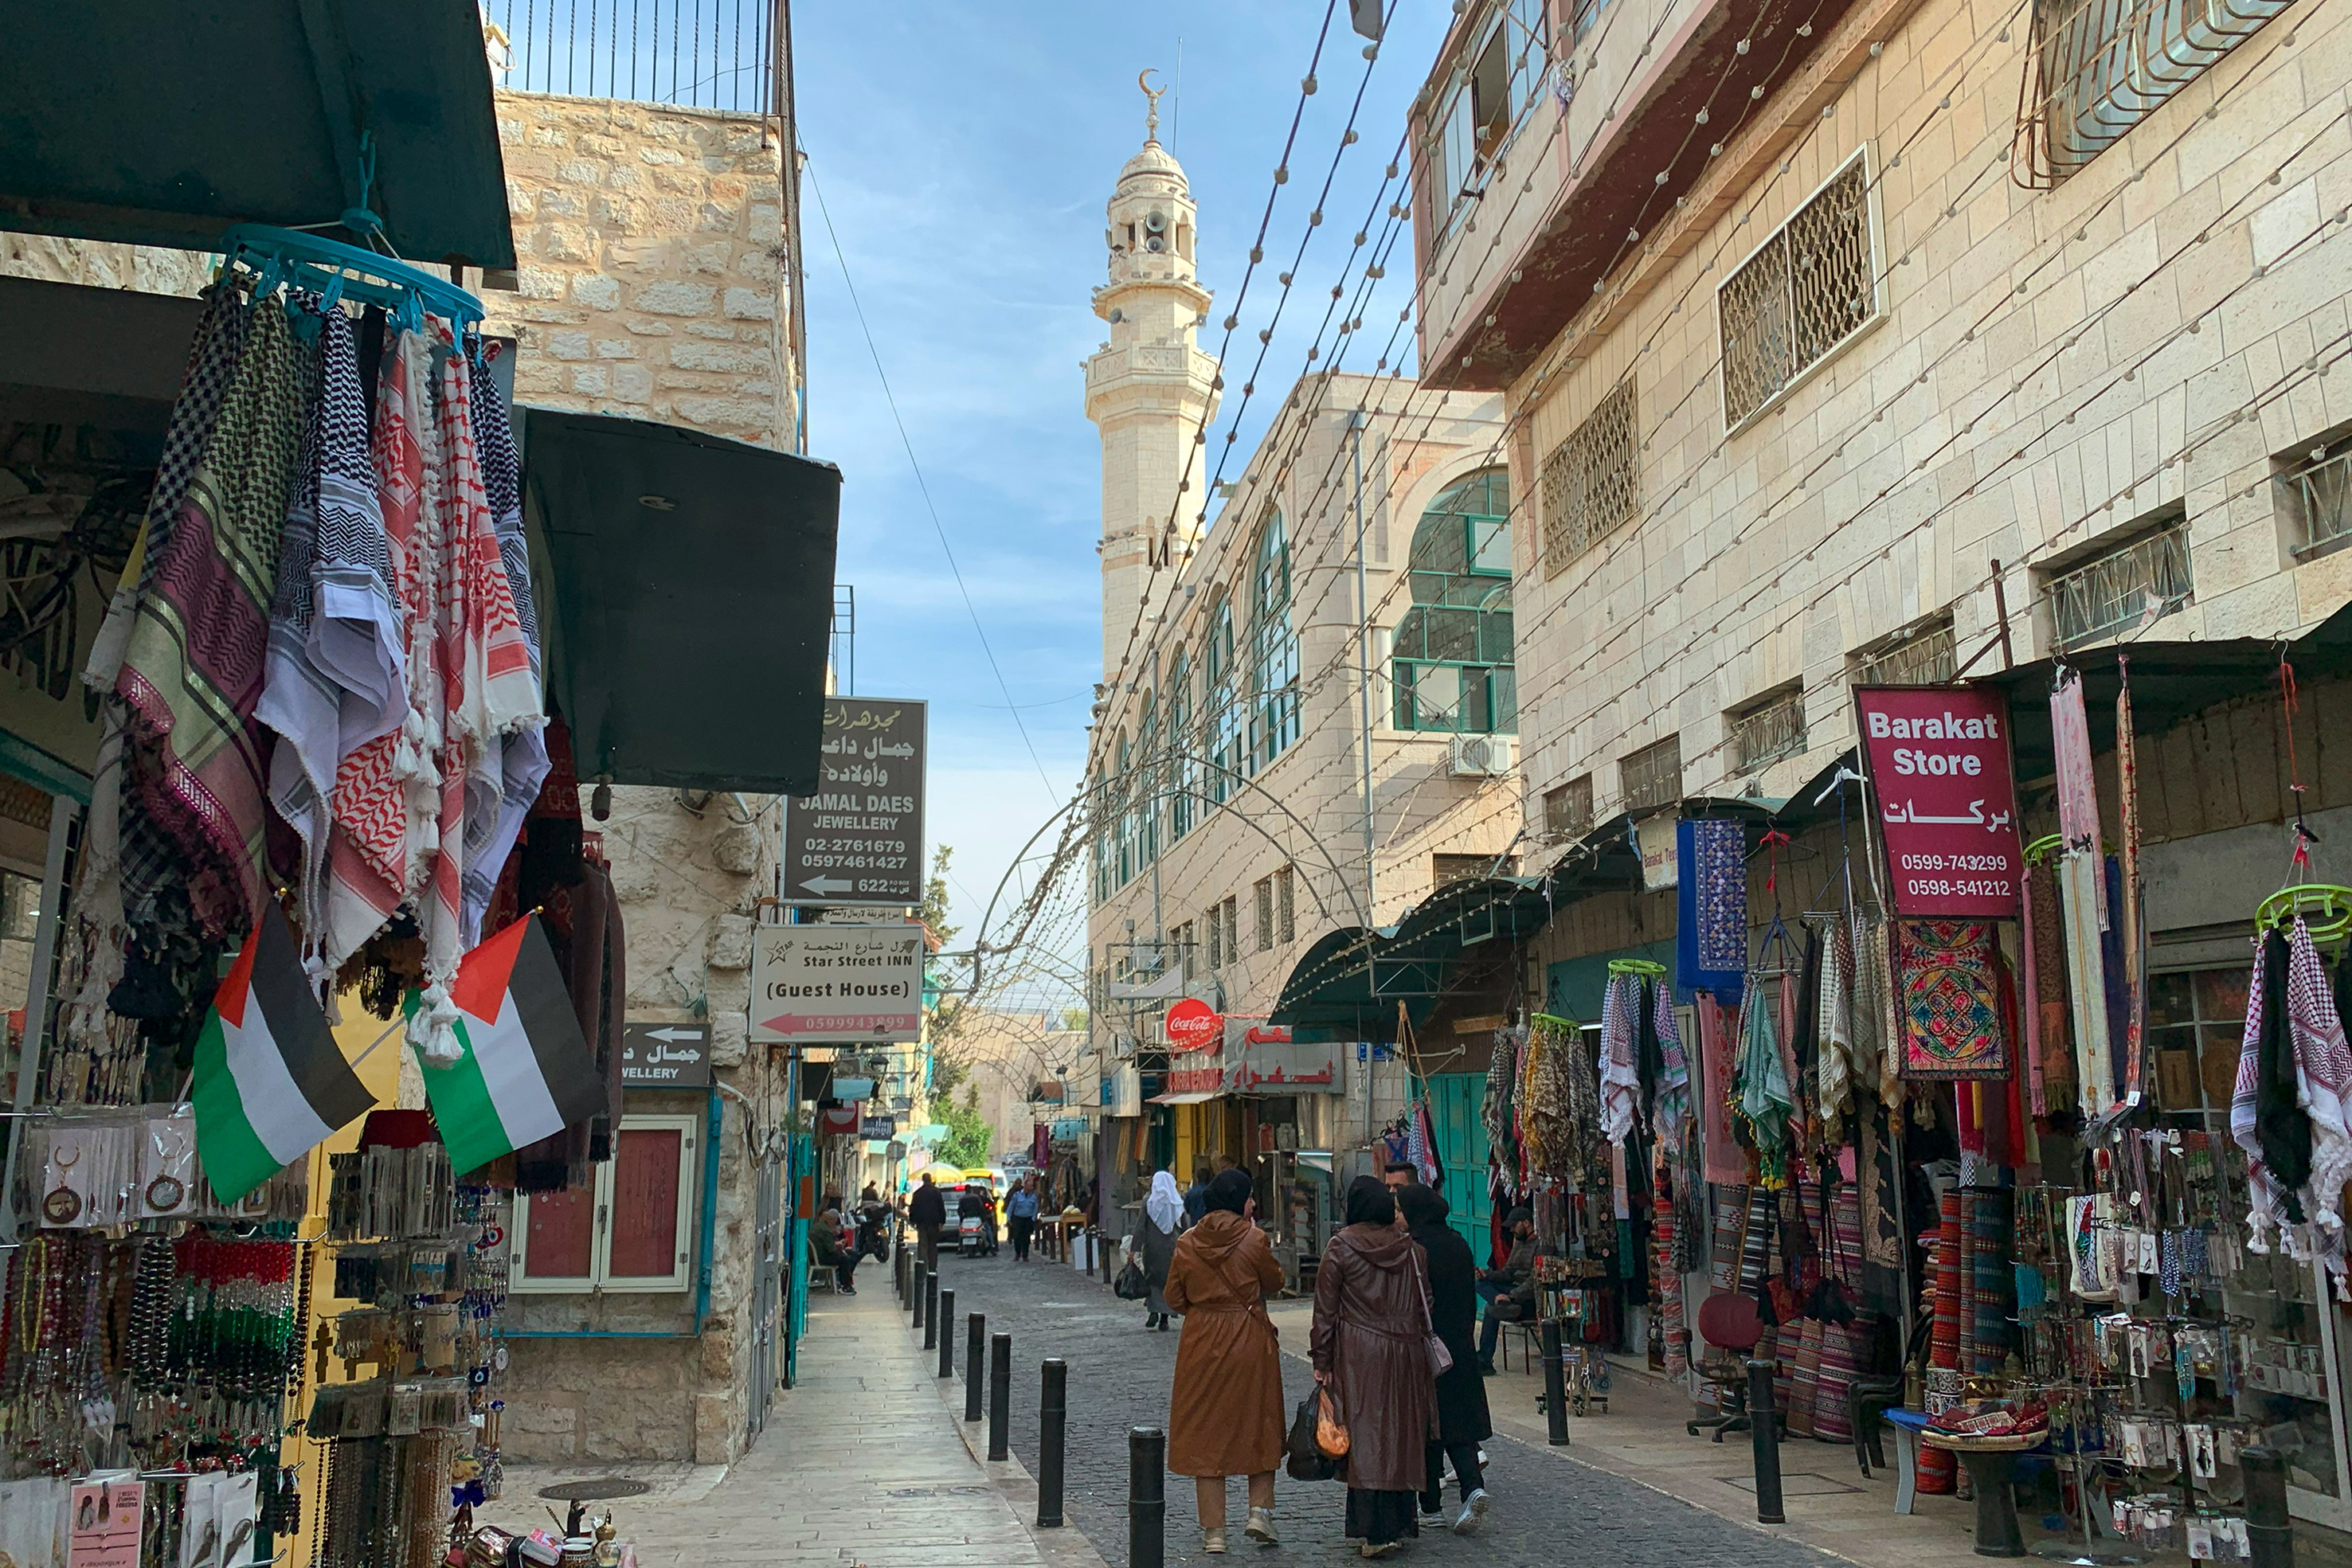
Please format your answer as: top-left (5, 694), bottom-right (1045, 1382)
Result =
top-left (792, 2), bottom-right (1451, 948)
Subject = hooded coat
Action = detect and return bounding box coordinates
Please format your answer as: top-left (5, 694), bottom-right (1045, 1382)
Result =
top-left (1310, 1220), bottom-right (1437, 1492)
top-left (1162, 1209), bottom-right (1286, 1476)
top-left (1399, 1193), bottom-right (1493, 1444)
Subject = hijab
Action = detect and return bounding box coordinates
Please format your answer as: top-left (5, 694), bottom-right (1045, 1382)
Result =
top-left (1344, 1174), bottom-right (1397, 1229)
top-left (1394, 1183), bottom-right (1448, 1234)
top-left (1203, 1167), bottom-right (1254, 1214)
top-left (1146, 1169), bottom-right (1185, 1232)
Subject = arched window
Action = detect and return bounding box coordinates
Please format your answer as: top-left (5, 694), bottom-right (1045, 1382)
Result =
top-left (1246, 511), bottom-right (1300, 772)
top-left (1393, 468), bottom-right (1516, 733)
top-left (1090, 760), bottom-right (1113, 905)
top-left (1203, 596), bottom-right (1240, 804)
top-left (1113, 727), bottom-right (1136, 887)
top-left (1166, 647), bottom-right (1196, 840)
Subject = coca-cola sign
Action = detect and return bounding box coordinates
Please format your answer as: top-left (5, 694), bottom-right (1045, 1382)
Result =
top-left (1164, 997), bottom-right (1223, 1052)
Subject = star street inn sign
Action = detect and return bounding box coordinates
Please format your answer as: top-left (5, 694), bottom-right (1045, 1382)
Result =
top-left (749, 922), bottom-right (926, 1044)
top-left (1853, 686), bottom-right (2025, 919)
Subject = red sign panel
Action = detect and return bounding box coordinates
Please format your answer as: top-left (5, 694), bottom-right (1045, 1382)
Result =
top-left (1164, 997), bottom-right (1223, 1052)
top-left (1854, 686), bottom-right (2024, 918)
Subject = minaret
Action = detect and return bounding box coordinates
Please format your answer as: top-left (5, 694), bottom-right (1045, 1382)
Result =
top-left (1086, 72), bottom-right (1219, 686)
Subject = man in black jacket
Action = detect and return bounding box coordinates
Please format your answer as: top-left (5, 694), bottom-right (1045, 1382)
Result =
top-left (910, 1175), bottom-right (948, 1267)
top-left (1476, 1208), bottom-right (1539, 1374)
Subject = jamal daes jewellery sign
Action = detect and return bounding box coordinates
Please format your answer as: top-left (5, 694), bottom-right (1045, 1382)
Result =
top-left (1853, 686), bottom-right (2025, 920)
top-left (749, 924), bottom-right (925, 1044)
top-left (781, 697), bottom-right (928, 907)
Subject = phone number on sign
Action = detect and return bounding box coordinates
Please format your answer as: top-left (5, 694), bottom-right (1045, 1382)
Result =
top-left (1905, 878), bottom-right (2013, 899)
top-left (1897, 853), bottom-right (2013, 872)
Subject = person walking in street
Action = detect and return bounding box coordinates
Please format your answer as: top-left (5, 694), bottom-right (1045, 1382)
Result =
top-left (1164, 1167), bottom-right (1284, 1554)
top-left (1182, 1160), bottom-right (1215, 1225)
top-left (1396, 1185), bottom-right (1491, 1534)
top-left (909, 1174), bottom-right (947, 1269)
top-left (1008, 1174), bottom-right (1042, 1261)
top-left (1476, 1207), bottom-right (1538, 1374)
top-left (1312, 1175), bottom-right (1437, 1559)
top-left (1140, 1168), bottom-right (1186, 1330)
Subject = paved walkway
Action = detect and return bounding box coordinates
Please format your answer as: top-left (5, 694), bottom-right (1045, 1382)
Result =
top-left (499, 1283), bottom-right (1106, 1568)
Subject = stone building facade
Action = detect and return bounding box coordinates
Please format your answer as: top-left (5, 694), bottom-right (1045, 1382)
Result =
top-left (1411, 0), bottom-right (2352, 835)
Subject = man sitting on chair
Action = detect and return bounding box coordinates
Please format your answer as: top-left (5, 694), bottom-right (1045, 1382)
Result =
top-left (1477, 1208), bottom-right (1540, 1374)
top-left (810, 1207), bottom-right (859, 1294)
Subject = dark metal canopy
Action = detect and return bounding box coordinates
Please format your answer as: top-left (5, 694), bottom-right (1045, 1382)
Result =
top-left (520, 409), bottom-right (842, 796)
top-left (0, 0), bottom-right (515, 268)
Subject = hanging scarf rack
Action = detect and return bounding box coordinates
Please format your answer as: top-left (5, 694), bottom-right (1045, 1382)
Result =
top-left (216, 222), bottom-right (484, 331)
top-left (1606, 957), bottom-right (1665, 977)
top-left (2254, 884), bottom-right (2352, 944)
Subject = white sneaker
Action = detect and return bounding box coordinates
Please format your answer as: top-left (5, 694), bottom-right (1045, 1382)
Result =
top-left (1203, 1527), bottom-right (1227, 1554)
top-left (1244, 1507), bottom-right (1278, 1546)
top-left (1453, 1489), bottom-right (1489, 1535)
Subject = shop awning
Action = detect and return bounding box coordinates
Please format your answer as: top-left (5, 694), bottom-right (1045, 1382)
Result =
top-left (520, 409), bottom-right (842, 796)
top-left (0, 0), bottom-right (514, 268)
top-left (1147, 1090), bottom-right (1219, 1105)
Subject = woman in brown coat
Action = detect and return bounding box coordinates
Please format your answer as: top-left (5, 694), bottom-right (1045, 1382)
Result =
top-left (1163, 1167), bottom-right (1285, 1554)
top-left (1312, 1175), bottom-right (1436, 1559)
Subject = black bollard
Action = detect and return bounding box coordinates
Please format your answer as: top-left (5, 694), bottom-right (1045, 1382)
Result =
top-left (1038, 1359), bottom-right (1067, 1528)
top-left (1540, 1320), bottom-right (1571, 1445)
top-left (1747, 1358), bottom-right (1784, 1524)
top-left (924, 1269), bottom-right (940, 1346)
top-left (2244, 1447), bottom-right (2296, 1568)
top-left (937, 1289), bottom-right (956, 1377)
top-left (1129, 1425), bottom-right (1166, 1568)
top-left (894, 1241), bottom-right (907, 1301)
top-left (966, 1312), bottom-right (986, 1422)
top-left (911, 1264), bottom-right (926, 1328)
top-left (989, 1332), bottom-right (1013, 1460)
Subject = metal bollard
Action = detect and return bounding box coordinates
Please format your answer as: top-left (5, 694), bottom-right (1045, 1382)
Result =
top-left (911, 1264), bottom-right (926, 1328)
top-left (966, 1312), bottom-right (986, 1422)
top-left (937, 1289), bottom-right (955, 1377)
top-left (1747, 1358), bottom-right (1784, 1524)
top-left (2244, 1447), bottom-right (2296, 1568)
top-left (894, 1241), bottom-right (907, 1302)
top-left (1038, 1359), bottom-right (1067, 1528)
top-left (1540, 1320), bottom-right (1571, 1445)
top-left (1129, 1425), bottom-right (1166, 1568)
top-left (924, 1270), bottom-right (940, 1351)
top-left (988, 1332), bottom-right (1013, 1461)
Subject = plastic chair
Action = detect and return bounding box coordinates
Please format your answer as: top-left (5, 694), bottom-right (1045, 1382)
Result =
top-left (1687, 1292), bottom-right (1764, 1442)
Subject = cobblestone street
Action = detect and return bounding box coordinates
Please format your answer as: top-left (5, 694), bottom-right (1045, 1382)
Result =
top-left (921, 1250), bottom-right (1845, 1568)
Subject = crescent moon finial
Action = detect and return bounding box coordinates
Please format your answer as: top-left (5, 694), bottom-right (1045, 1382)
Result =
top-left (1138, 68), bottom-right (1165, 141)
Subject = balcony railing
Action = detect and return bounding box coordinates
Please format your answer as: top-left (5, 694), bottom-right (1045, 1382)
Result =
top-left (1730, 690), bottom-right (1807, 775)
top-left (487, 0), bottom-right (782, 114)
top-left (2284, 443), bottom-right (2352, 557)
top-left (2049, 521), bottom-right (2192, 648)
top-left (1855, 618), bottom-right (1958, 686)
top-left (1621, 736), bottom-right (1683, 815)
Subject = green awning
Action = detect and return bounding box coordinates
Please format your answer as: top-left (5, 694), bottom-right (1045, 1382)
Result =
top-left (0, 0), bottom-right (514, 268)
top-left (521, 409), bottom-right (842, 796)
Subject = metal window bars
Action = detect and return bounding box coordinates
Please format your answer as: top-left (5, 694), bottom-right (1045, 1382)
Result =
top-left (1544, 774), bottom-right (1595, 839)
top-left (488, 0), bottom-right (782, 115)
top-left (1719, 153), bottom-right (1877, 429)
top-left (1730, 688), bottom-right (1809, 775)
top-left (1620, 735), bottom-right (1684, 815)
top-left (2048, 520), bottom-right (2194, 648)
top-left (2013, 0), bottom-right (2291, 186)
top-left (2283, 441), bottom-right (2352, 557)
top-left (1855, 617), bottom-right (1959, 686)
top-left (1539, 379), bottom-right (1640, 576)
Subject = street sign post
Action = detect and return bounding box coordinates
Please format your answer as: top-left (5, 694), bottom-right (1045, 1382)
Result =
top-left (749, 922), bottom-right (926, 1043)
top-left (782, 697), bottom-right (927, 906)
top-left (620, 1023), bottom-right (714, 1088)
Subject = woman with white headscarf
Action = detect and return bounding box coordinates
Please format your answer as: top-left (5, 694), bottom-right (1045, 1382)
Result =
top-left (1139, 1168), bottom-right (1186, 1330)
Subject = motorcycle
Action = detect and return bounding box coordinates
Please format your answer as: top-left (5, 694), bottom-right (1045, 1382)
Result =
top-left (957, 1205), bottom-right (1000, 1258)
top-left (856, 1203), bottom-right (891, 1262)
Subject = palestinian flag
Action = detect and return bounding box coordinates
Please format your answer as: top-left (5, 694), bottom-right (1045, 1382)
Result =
top-left (193, 904), bottom-right (375, 1202)
top-left (411, 917), bottom-right (606, 1175)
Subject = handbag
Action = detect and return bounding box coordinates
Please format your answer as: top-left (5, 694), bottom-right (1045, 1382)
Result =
top-left (1113, 1259), bottom-right (1148, 1300)
top-left (1286, 1392), bottom-right (1338, 1481)
top-left (1413, 1261), bottom-right (1455, 1376)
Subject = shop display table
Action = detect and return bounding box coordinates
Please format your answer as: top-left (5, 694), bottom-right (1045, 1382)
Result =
top-left (1921, 1428), bottom-right (2038, 1558)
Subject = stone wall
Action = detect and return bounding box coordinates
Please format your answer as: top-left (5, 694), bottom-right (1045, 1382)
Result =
top-left (0, 235), bottom-right (213, 295)
top-left (483, 89), bottom-right (797, 450)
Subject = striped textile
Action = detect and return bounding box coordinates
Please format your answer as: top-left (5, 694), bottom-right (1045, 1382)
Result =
top-left (1653, 1190), bottom-right (1688, 1376)
top-left (1969, 1187), bottom-right (2015, 1374)
top-left (1919, 1190), bottom-right (1963, 1494)
top-left (1787, 1318), bottom-right (1822, 1437)
top-left (1712, 1184), bottom-right (1746, 1292)
top-left (1740, 1185), bottom-right (1774, 1293)
top-left (1814, 1321), bottom-right (1862, 1441)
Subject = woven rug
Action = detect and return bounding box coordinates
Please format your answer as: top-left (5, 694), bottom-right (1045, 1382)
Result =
top-left (1896, 919), bottom-right (2009, 1080)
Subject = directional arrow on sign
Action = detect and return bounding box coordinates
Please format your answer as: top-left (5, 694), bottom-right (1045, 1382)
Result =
top-left (800, 876), bottom-right (855, 897)
top-left (643, 1026), bottom-right (703, 1043)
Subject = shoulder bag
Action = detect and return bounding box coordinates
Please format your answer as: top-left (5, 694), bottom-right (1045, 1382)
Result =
top-left (1413, 1256), bottom-right (1454, 1375)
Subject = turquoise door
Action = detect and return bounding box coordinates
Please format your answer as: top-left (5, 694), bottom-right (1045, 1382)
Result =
top-left (1424, 1073), bottom-right (1492, 1261)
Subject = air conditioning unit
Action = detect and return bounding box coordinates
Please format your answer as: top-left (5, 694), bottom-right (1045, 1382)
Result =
top-left (1447, 733), bottom-right (1516, 778)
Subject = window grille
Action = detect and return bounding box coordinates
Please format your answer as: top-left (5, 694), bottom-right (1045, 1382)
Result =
top-left (2282, 439), bottom-right (2352, 557)
top-left (1855, 616), bottom-right (1959, 686)
top-left (1539, 381), bottom-right (1639, 576)
top-left (1220, 897), bottom-right (1239, 965)
top-left (1621, 736), bottom-right (1683, 815)
top-left (2015, 0), bottom-right (2291, 187)
top-left (1729, 688), bottom-right (1808, 775)
top-left (1255, 877), bottom-right (1275, 953)
top-left (1544, 774), bottom-right (1595, 839)
top-left (1719, 151), bottom-right (1878, 430)
top-left (1275, 866), bottom-right (1296, 945)
top-left (2048, 519), bottom-right (2192, 649)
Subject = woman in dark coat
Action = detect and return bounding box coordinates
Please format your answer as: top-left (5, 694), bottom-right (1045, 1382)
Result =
top-left (1396, 1185), bottom-right (1493, 1533)
top-left (1164, 1168), bottom-right (1286, 1553)
top-left (1312, 1175), bottom-right (1437, 1559)
top-left (1138, 1169), bottom-right (1184, 1329)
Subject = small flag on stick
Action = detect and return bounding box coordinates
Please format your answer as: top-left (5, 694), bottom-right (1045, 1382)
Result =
top-left (192, 905), bottom-right (375, 1202)
top-left (409, 917), bottom-right (605, 1175)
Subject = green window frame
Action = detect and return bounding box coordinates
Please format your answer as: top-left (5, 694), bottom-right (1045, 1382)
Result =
top-left (1246, 511), bottom-right (1300, 772)
top-left (1203, 596), bottom-right (1239, 803)
top-left (1393, 468), bottom-right (1517, 735)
